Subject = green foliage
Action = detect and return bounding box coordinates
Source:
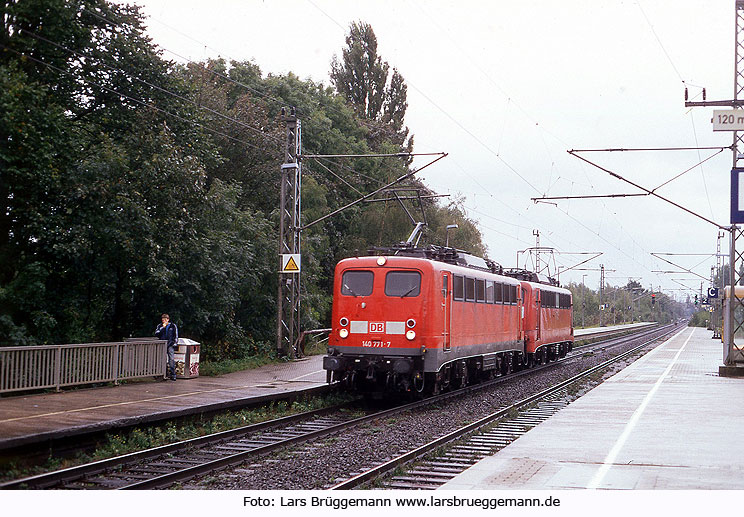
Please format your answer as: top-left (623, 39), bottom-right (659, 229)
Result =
top-left (567, 281), bottom-right (688, 328)
top-left (330, 20), bottom-right (410, 150)
top-left (688, 310), bottom-right (710, 328)
top-left (0, 4), bottom-right (488, 364)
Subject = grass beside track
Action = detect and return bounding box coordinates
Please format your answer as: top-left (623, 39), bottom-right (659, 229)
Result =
top-left (0, 392), bottom-right (355, 483)
top-left (199, 339), bottom-right (327, 377)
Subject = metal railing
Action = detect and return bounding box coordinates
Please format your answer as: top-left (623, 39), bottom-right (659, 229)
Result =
top-left (0, 340), bottom-right (167, 394)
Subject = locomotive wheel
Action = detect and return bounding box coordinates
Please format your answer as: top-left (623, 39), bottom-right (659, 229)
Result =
top-left (427, 373), bottom-right (441, 396)
top-left (500, 355), bottom-right (511, 376)
top-left (513, 353), bottom-right (524, 372)
top-left (468, 361), bottom-right (480, 385)
top-left (440, 366), bottom-right (451, 391)
top-left (385, 373), bottom-right (395, 391)
top-left (455, 361), bottom-right (469, 388)
top-left (414, 372), bottom-right (425, 393)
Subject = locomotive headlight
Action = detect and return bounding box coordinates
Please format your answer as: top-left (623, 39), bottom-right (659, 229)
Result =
top-left (376, 256), bottom-right (387, 266)
top-left (406, 330), bottom-right (416, 340)
top-left (406, 318), bottom-right (416, 328)
top-left (339, 317), bottom-right (349, 327)
top-left (339, 328), bottom-right (349, 339)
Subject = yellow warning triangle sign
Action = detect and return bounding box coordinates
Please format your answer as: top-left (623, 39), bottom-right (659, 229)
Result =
top-left (284, 256), bottom-right (299, 272)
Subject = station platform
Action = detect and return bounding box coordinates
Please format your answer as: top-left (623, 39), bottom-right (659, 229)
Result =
top-left (0, 355), bottom-right (327, 452)
top-left (574, 321), bottom-right (655, 339)
top-left (441, 326), bottom-right (744, 490)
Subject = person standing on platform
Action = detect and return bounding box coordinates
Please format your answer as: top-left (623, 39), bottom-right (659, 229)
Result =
top-left (155, 313), bottom-right (179, 381)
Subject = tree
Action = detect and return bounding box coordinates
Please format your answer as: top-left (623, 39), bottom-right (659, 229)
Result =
top-left (330, 21), bottom-right (411, 149)
top-left (0, 1), bottom-right (488, 360)
top-left (0, 0), bottom-right (274, 348)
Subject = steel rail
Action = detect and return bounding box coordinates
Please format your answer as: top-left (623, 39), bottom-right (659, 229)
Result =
top-left (330, 323), bottom-right (685, 489)
top-left (0, 404), bottom-right (346, 489)
top-left (3, 369), bottom-right (515, 489)
top-left (119, 372), bottom-right (515, 489)
top-left (1, 323), bottom-right (673, 490)
top-left (124, 324), bottom-right (676, 490)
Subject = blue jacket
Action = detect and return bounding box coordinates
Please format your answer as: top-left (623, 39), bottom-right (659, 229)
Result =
top-left (155, 322), bottom-right (178, 347)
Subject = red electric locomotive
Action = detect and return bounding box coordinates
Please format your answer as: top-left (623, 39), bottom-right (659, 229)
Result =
top-left (323, 245), bottom-right (573, 395)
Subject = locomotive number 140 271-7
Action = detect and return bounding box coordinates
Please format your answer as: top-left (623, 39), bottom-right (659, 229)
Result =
top-left (362, 340), bottom-right (391, 348)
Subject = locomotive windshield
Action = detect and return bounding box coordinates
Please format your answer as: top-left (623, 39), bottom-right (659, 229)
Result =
top-left (341, 270), bottom-right (374, 296)
top-left (385, 271), bottom-right (421, 297)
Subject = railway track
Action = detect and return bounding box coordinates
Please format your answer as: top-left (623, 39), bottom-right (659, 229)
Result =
top-left (1, 322), bottom-right (679, 490)
top-left (379, 393), bottom-right (570, 489)
top-left (0, 406), bottom-right (359, 489)
top-left (331, 323), bottom-right (685, 489)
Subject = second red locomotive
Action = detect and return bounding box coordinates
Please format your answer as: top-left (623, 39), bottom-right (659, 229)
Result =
top-left (323, 245), bottom-right (573, 395)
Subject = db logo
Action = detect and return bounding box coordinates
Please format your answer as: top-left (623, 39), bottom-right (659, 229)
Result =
top-left (369, 322), bottom-right (385, 333)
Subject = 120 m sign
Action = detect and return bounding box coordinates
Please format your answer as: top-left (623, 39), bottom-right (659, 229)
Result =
top-left (713, 110), bottom-right (744, 131)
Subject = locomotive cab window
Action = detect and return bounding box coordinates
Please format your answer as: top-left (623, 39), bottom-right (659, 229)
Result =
top-left (341, 270), bottom-right (374, 296)
top-left (385, 271), bottom-right (421, 297)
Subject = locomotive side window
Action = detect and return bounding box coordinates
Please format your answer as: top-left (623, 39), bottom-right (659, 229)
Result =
top-left (508, 285), bottom-right (517, 304)
top-left (453, 275), bottom-right (464, 301)
top-left (385, 271), bottom-right (421, 297)
top-left (465, 277), bottom-right (476, 301)
top-left (476, 279), bottom-right (486, 303)
top-left (485, 281), bottom-right (494, 303)
top-left (494, 282), bottom-right (503, 304)
top-left (341, 270), bottom-right (374, 296)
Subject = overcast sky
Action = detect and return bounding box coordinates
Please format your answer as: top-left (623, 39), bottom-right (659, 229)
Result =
top-left (127, 0), bottom-right (736, 299)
